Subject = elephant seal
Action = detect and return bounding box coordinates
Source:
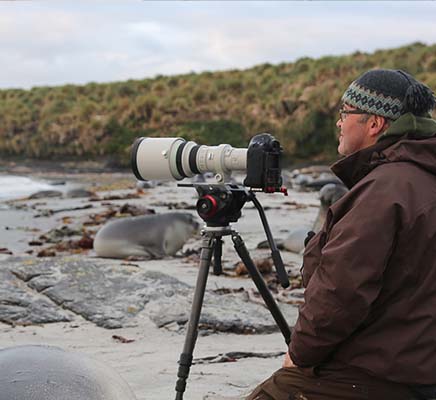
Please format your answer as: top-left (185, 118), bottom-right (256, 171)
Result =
top-left (94, 212), bottom-right (199, 259)
top-left (312, 183), bottom-right (348, 232)
top-left (258, 183), bottom-right (348, 253)
top-left (285, 183), bottom-right (348, 252)
top-left (281, 226), bottom-right (313, 253)
top-left (284, 183), bottom-right (348, 252)
top-left (0, 345), bottom-right (136, 400)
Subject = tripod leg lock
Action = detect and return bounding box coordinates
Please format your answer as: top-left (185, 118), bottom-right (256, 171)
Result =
top-left (177, 353), bottom-right (193, 376)
top-left (175, 353), bottom-right (193, 393)
top-left (232, 234), bottom-right (243, 248)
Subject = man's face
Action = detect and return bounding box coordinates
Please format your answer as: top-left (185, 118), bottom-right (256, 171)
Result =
top-left (336, 104), bottom-right (372, 156)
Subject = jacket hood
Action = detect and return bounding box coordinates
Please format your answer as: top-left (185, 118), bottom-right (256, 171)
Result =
top-left (331, 113), bottom-right (436, 188)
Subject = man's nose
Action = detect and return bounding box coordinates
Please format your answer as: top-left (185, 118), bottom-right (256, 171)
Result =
top-left (336, 118), bottom-right (342, 129)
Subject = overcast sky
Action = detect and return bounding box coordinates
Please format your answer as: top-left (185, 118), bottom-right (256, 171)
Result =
top-left (1, 1), bottom-right (435, 90)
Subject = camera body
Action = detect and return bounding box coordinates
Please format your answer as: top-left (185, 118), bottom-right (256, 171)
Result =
top-left (131, 133), bottom-right (284, 193)
top-left (243, 134), bottom-right (283, 192)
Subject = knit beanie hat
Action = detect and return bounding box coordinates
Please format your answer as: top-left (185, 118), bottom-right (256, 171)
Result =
top-left (341, 69), bottom-right (436, 120)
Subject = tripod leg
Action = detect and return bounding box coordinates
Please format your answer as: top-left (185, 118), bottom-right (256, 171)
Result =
top-left (213, 236), bottom-right (223, 275)
top-left (175, 236), bottom-right (215, 400)
top-left (231, 233), bottom-right (292, 345)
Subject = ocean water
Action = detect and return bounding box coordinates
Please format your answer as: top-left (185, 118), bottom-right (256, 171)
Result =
top-left (0, 175), bottom-right (56, 201)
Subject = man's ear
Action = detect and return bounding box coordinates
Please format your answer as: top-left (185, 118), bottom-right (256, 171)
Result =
top-left (368, 115), bottom-right (389, 138)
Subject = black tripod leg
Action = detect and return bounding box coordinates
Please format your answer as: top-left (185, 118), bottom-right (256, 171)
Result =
top-left (175, 236), bottom-right (214, 400)
top-left (231, 233), bottom-right (292, 345)
top-left (213, 236), bottom-right (223, 275)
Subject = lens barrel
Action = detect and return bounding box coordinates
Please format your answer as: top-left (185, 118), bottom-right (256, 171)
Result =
top-left (132, 137), bottom-right (247, 183)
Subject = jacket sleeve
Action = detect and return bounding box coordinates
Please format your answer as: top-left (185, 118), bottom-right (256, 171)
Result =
top-left (289, 177), bottom-right (400, 367)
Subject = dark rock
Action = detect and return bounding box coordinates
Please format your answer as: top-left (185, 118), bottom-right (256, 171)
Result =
top-left (37, 249), bottom-right (56, 257)
top-left (28, 190), bottom-right (63, 200)
top-left (149, 201), bottom-right (196, 210)
top-left (89, 193), bottom-right (140, 201)
top-left (34, 209), bottom-right (54, 217)
top-left (76, 234), bottom-right (94, 249)
top-left (257, 239), bottom-right (285, 250)
top-left (234, 258), bottom-right (273, 275)
top-left (0, 248), bottom-right (13, 255)
top-left (34, 204), bottom-right (93, 218)
top-left (118, 203), bottom-right (155, 216)
top-left (39, 226), bottom-right (81, 243)
top-left (136, 180), bottom-right (156, 189)
top-left (112, 334), bottom-right (135, 343)
top-left (83, 208), bottom-right (118, 226)
top-left (28, 240), bottom-right (43, 246)
top-left (43, 233), bottom-right (95, 254)
top-left (65, 189), bottom-right (95, 198)
top-left (49, 180), bottom-right (66, 186)
top-left (194, 350), bottom-right (285, 364)
top-left (303, 178), bottom-right (342, 190)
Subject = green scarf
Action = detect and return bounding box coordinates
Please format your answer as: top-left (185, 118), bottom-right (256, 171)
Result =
top-left (378, 112), bottom-right (436, 141)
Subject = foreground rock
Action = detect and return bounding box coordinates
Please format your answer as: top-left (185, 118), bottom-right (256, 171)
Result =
top-left (0, 267), bottom-right (72, 325)
top-left (8, 257), bottom-right (189, 329)
top-left (0, 257), bottom-right (299, 332)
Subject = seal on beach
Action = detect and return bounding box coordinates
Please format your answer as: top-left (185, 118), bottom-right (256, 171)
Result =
top-left (312, 182), bottom-right (348, 232)
top-left (285, 183), bottom-right (348, 252)
top-left (0, 345), bottom-right (136, 400)
top-left (94, 212), bottom-right (200, 259)
top-left (257, 183), bottom-right (348, 253)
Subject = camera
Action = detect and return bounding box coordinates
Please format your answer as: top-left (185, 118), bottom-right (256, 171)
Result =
top-left (131, 133), bottom-right (290, 399)
top-left (131, 133), bottom-right (284, 193)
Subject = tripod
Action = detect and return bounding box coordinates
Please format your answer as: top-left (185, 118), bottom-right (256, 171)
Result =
top-left (175, 184), bottom-right (292, 400)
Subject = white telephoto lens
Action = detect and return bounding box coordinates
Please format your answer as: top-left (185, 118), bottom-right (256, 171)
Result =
top-left (132, 137), bottom-right (248, 182)
top-left (134, 137), bottom-right (185, 180)
top-left (196, 145), bottom-right (247, 176)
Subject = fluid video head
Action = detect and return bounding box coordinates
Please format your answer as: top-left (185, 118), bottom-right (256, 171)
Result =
top-left (131, 133), bottom-right (285, 193)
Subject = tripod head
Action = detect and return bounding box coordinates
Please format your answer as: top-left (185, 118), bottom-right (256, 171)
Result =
top-left (179, 183), bottom-right (247, 227)
top-left (178, 183), bottom-right (290, 289)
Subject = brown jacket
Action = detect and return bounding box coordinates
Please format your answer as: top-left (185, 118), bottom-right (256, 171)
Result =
top-left (289, 113), bottom-right (436, 385)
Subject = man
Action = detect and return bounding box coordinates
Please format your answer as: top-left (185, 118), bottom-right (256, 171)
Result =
top-left (247, 69), bottom-right (436, 400)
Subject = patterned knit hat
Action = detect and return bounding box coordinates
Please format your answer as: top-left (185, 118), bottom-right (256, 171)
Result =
top-left (341, 69), bottom-right (436, 120)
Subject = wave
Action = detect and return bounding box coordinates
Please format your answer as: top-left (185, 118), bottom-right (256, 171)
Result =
top-left (0, 175), bottom-right (56, 201)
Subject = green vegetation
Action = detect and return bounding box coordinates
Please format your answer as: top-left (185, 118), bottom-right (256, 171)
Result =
top-left (0, 42), bottom-right (435, 166)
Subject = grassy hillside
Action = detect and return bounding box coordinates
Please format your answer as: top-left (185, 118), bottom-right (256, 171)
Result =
top-left (1, 42), bottom-right (435, 166)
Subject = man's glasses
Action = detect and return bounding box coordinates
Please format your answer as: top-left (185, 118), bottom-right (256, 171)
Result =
top-left (339, 108), bottom-right (369, 122)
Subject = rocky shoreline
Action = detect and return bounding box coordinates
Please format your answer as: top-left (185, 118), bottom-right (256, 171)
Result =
top-left (0, 169), bottom-right (319, 399)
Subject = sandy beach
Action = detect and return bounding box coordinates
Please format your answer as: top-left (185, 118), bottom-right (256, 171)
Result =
top-left (0, 166), bottom-right (320, 400)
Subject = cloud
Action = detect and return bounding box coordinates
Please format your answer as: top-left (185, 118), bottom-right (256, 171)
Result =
top-left (0, 2), bottom-right (435, 89)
